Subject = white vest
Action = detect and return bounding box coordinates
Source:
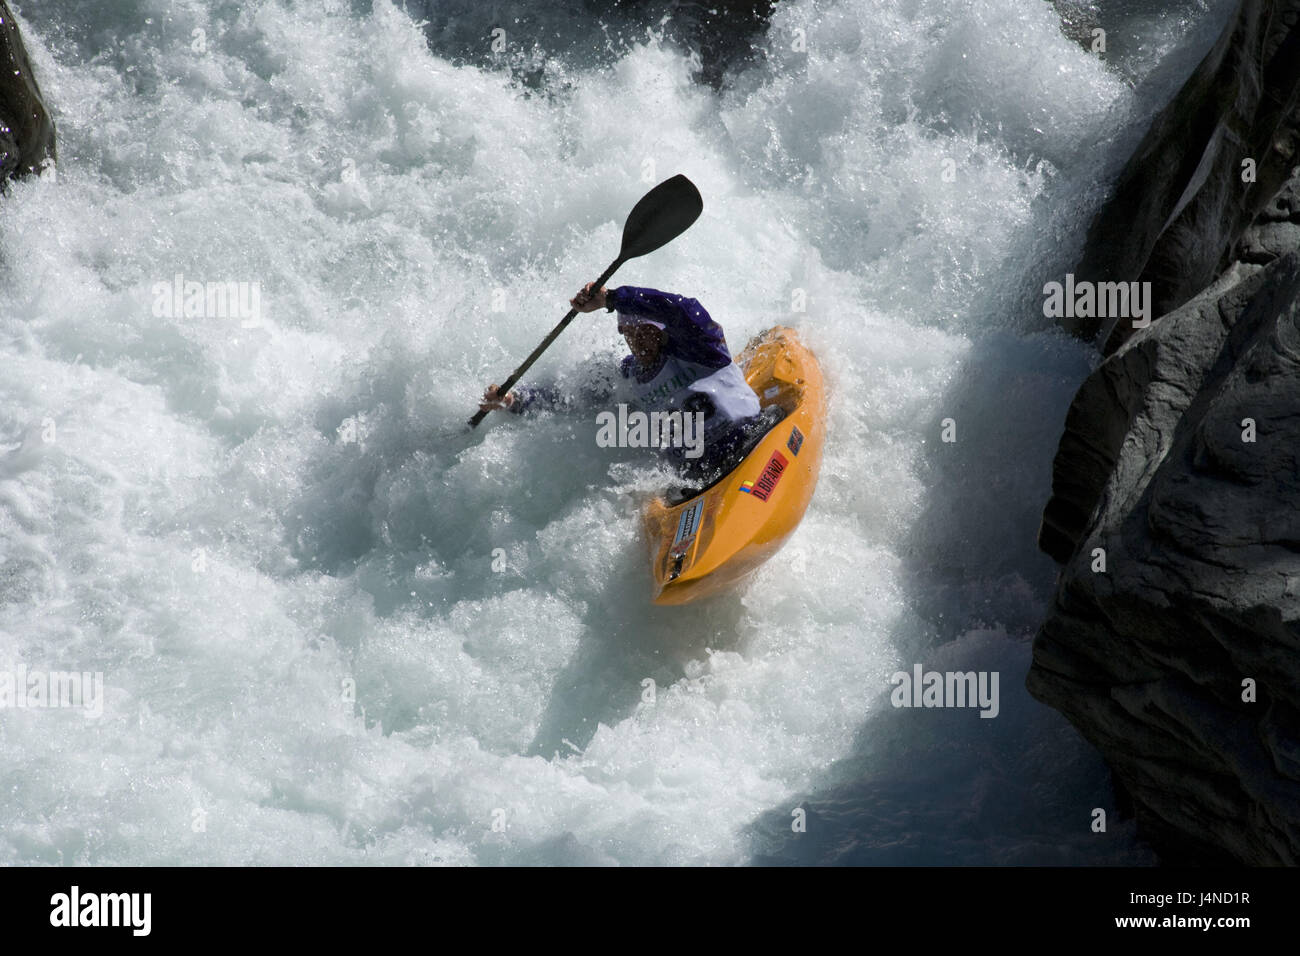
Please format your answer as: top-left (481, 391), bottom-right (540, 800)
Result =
top-left (624, 354), bottom-right (760, 437)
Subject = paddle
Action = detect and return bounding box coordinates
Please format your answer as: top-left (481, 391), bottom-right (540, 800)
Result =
top-left (467, 174), bottom-right (704, 428)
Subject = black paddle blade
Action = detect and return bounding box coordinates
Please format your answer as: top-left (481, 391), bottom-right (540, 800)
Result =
top-left (618, 174), bottom-right (703, 261)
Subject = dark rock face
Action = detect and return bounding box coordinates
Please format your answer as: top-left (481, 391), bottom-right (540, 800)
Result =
top-left (1037, 264), bottom-right (1274, 564)
top-left (1048, 1), bottom-right (1102, 50)
top-left (1035, 0), bottom-right (1300, 864)
top-left (1030, 253), bottom-right (1300, 863)
top-left (0, 0), bottom-right (55, 184)
top-left (413, 0), bottom-right (777, 89)
top-left (1067, 0), bottom-right (1300, 352)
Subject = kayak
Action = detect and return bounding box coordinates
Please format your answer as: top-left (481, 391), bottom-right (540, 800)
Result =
top-left (642, 326), bottom-right (826, 605)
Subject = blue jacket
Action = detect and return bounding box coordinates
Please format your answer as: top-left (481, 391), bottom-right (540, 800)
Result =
top-left (511, 286), bottom-right (752, 417)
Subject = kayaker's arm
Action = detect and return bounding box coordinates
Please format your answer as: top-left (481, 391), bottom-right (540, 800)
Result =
top-left (480, 381), bottom-right (571, 416)
top-left (476, 284), bottom-right (612, 416)
top-left (605, 286), bottom-right (734, 369)
top-left (480, 359), bottom-right (618, 417)
top-left (506, 382), bottom-right (565, 414)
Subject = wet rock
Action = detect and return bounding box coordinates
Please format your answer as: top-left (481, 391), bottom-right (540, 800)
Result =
top-left (0, 0), bottom-right (56, 184)
top-left (1064, 0), bottom-right (1300, 351)
top-left (1031, 252), bottom-right (1300, 864)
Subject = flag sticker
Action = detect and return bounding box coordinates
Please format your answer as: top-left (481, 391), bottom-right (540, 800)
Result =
top-left (741, 450), bottom-right (788, 502)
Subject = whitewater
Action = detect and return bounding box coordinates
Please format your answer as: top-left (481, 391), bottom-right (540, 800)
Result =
top-left (0, 0), bottom-right (1234, 864)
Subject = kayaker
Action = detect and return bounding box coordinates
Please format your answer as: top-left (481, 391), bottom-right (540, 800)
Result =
top-left (479, 284), bottom-right (763, 482)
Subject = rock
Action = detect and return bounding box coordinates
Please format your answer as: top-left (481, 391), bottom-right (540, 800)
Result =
top-left (1065, 0), bottom-right (1300, 351)
top-left (1256, 176), bottom-right (1300, 223)
top-left (1030, 252), bottom-right (1300, 864)
top-left (1037, 262), bottom-right (1271, 562)
top-left (1237, 221), bottom-right (1300, 263)
top-left (413, 0), bottom-right (777, 90)
top-left (1034, 0), bottom-right (1300, 863)
top-left (0, 0), bottom-right (55, 184)
top-left (1048, 1), bottom-right (1102, 51)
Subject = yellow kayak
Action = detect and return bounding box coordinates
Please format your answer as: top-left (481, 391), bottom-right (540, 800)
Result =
top-left (642, 326), bottom-right (826, 605)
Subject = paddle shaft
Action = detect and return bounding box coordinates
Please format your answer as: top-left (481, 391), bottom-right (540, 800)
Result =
top-left (466, 257), bottom-right (623, 428)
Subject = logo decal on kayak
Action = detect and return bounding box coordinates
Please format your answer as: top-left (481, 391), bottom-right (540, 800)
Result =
top-left (787, 426), bottom-right (804, 456)
top-left (673, 500), bottom-right (703, 549)
top-left (739, 450), bottom-right (788, 502)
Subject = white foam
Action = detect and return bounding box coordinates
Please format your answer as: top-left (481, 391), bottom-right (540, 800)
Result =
top-left (0, 0), bottom-right (1220, 863)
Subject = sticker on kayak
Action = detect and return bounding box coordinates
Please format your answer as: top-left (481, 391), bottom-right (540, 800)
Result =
top-left (787, 426), bottom-right (804, 456)
top-left (673, 500), bottom-right (703, 546)
top-left (739, 450), bottom-right (788, 502)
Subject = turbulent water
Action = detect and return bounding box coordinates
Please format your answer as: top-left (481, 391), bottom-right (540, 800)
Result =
top-left (0, 0), bottom-right (1234, 864)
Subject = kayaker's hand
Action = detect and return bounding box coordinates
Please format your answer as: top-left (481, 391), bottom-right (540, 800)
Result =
top-left (571, 283), bottom-right (607, 313)
top-left (480, 385), bottom-right (516, 412)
